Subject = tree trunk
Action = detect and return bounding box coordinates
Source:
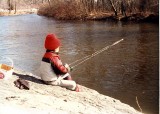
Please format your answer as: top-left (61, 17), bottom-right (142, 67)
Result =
top-left (7, 0), bottom-right (11, 14)
top-left (108, 0), bottom-right (117, 16)
top-left (14, 0), bottom-right (17, 14)
top-left (121, 1), bottom-right (126, 17)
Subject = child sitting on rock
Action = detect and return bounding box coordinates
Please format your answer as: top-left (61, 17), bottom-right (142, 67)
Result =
top-left (39, 34), bottom-right (80, 92)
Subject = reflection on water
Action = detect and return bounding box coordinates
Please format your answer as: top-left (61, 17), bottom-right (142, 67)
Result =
top-left (0, 14), bottom-right (158, 114)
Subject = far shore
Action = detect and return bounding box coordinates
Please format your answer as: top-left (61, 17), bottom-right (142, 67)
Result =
top-left (0, 8), bottom-right (158, 23)
top-left (84, 12), bottom-right (159, 22)
top-left (0, 8), bottom-right (38, 16)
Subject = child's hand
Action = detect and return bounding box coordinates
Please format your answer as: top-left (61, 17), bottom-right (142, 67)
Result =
top-left (64, 63), bottom-right (71, 72)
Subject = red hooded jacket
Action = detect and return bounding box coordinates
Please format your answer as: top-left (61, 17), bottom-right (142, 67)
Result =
top-left (42, 52), bottom-right (68, 75)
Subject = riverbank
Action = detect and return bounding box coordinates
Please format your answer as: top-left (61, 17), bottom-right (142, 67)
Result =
top-left (37, 1), bottom-right (159, 23)
top-left (0, 8), bottom-right (158, 23)
top-left (0, 68), bottom-right (142, 114)
top-left (37, 8), bottom-right (158, 23)
top-left (0, 9), bottom-right (37, 16)
top-left (85, 12), bottom-right (159, 22)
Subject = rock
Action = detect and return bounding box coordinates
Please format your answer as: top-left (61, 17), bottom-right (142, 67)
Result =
top-left (0, 68), bottom-right (142, 114)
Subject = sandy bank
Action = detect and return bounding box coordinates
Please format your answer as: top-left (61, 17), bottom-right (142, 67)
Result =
top-left (0, 68), bottom-right (142, 114)
top-left (0, 9), bottom-right (37, 16)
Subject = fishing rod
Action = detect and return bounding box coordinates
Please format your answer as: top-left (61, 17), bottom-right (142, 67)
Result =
top-left (53, 39), bottom-right (124, 80)
top-left (69, 39), bottom-right (124, 69)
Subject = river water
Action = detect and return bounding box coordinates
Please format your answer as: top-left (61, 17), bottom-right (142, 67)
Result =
top-left (0, 14), bottom-right (159, 114)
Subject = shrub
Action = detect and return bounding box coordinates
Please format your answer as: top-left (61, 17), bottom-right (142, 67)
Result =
top-left (38, 1), bottom-right (87, 20)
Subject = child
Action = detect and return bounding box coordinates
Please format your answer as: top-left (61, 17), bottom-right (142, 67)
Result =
top-left (39, 34), bottom-right (80, 92)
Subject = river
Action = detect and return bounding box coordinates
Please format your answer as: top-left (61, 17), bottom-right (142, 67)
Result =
top-left (0, 14), bottom-right (159, 114)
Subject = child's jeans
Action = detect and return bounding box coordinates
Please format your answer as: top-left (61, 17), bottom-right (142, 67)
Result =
top-left (44, 74), bottom-right (76, 90)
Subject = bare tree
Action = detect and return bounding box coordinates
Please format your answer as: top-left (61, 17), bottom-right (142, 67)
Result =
top-left (121, 0), bottom-right (126, 16)
top-left (14, 0), bottom-right (17, 14)
top-left (7, 0), bottom-right (14, 13)
top-left (108, 0), bottom-right (117, 16)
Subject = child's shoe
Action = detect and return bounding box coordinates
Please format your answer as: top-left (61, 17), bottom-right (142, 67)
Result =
top-left (75, 84), bottom-right (81, 92)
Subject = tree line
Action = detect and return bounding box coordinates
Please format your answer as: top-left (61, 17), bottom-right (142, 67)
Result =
top-left (0, 0), bottom-right (45, 13)
top-left (77, 0), bottom-right (158, 16)
top-left (0, 0), bottom-right (158, 18)
top-left (37, 0), bottom-right (158, 20)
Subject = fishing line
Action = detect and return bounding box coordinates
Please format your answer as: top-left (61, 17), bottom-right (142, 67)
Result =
top-left (69, 39), bottom-right (124, 69)
top-left (69, 43), bottom-right (111, 66)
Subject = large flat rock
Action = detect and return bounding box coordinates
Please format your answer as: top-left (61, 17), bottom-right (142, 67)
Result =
top-left (0, 69), bottom-right (141, 114)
